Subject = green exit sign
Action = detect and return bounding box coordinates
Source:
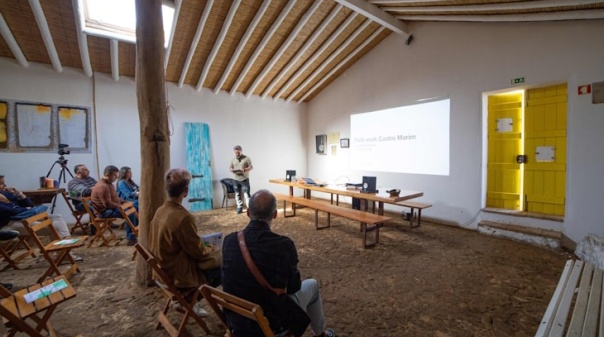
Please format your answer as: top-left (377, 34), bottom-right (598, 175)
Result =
top-left (512, 77), bottom-right (525, 84)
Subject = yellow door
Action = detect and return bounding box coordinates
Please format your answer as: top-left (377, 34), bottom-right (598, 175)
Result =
top-left (486, 92), bottom-right (523, 210)
top-left (523, 84), bottom-right (567, 216)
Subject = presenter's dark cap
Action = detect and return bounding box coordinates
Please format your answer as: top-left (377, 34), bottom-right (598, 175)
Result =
top-left (233, 145), bottom-right (242, 150)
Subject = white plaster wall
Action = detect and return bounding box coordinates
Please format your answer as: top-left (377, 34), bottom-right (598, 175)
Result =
top-left (307, 20), bottom-right (604, 243)
top-left (0, 58), bottom-right (307, 217)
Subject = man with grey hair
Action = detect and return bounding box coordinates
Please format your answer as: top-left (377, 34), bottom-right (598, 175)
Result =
top-left (149, 168), bottom-right (221, 317)
top-left (229, 145), bottom-right (253, 214)
top-left (221, 190), bottom-right (335, 337)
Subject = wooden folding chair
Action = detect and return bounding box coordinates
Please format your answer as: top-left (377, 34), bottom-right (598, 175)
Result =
top-left (134, 243), bottom-right (211, 336)
top-left (200, 285), bottom-right (292, 337)
top-left (0, 235), bottom-right (36, 272)
top-left (80, 197), bottom-right (118, 248)
top-left (118, 202), bottom-right (139, 260)
top-left (61, 192), bottom-right (90, 235)
top-left (20, 212), bottom-right (88, 283)
top-left (0, 275), bottom-right (79, 337)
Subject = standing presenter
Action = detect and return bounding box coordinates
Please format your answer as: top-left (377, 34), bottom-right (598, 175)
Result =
top-left (229, 145), bottom-right (253, 214)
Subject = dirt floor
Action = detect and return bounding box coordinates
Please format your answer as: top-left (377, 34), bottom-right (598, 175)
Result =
top-left (0, 205), bottom-right (574, 337)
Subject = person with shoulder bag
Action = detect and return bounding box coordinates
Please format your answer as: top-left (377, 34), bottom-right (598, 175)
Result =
top-left (222, 190), bottom-right (335, 337)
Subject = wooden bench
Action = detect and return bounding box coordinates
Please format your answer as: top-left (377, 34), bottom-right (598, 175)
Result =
top-left (395, 200), bottom-right (432, 228)
top-left (535, 259), bottom-right (603, 337)
top-left (274, 193), bottom-right (391, 248)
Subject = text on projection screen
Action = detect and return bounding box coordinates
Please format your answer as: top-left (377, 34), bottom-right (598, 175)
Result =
top-left (350, 98), bottom-right (450, 176)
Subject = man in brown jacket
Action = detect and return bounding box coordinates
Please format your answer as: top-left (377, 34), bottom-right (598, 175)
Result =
top-left (149, 168), bottom-right (221, 317)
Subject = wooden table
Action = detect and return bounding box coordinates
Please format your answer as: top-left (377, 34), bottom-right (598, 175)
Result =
top-left (269, 179), bottom-right (423, 215)
top-left (0, 275), bottom-right (76, 336)
top-left (22, 188), bottom-right (65, 206)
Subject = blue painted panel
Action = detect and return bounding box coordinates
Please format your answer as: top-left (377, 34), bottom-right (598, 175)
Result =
top-left (185, 123), bottom-right (213, 212)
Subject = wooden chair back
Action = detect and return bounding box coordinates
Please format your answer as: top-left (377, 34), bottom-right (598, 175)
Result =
top-left (200, 284), bottom-right (288, 337)
top-left (20, 212), bottom-right (87, 283)
top-left (118, 201), bottom-right (139, 236)
top-left (134, 243), bottom-right (210, 336)
top-left (80, 196), bottom-right (117, 248)
top-left (0, 234), bottom-right (35, 272)
top-left (61, 191), bottom-right (90, 235)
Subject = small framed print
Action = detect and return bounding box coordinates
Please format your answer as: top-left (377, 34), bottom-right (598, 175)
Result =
top-left (340, 138), bottom-right (349, 148)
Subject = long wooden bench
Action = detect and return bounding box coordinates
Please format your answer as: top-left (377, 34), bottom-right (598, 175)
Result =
top-left (535, 259), bottom-right (603, 337)
top-left (395, 200), bottom-right (432, 228)
top-left (274, 193), bottom-right (391, 248)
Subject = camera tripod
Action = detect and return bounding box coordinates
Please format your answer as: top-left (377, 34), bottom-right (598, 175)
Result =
top-left (45, 156), bottom-right (74, 213)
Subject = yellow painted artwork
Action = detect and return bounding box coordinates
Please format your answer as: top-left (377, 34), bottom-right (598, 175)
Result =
top-left (328, 132), bottom-right (340, 144)
top-left (331, 145), bottom-right (337, 156)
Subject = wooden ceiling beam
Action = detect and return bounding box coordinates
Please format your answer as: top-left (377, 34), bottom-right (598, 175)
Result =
top-left (196, 0), bottom-right (241, 91)
top-left (245, 1), bottom-right (322, 98)
top-left (273, 11), bottom-right (359, 101)
top-left (177, 0), bottom-right (214, 87)
top-left (213, 0), bottom-right (271, 94)
top-left (72, 0), bottom-right (92, 77)
top-left (300, 26), bottom-right (386, 103)
top-left (261, 4), bottom-right (343, 99)
top-left (110, 39), bottom-right (119, 81)
top-left (383, 0), bottom-right (604, 13)
top-left (230, 0), bottom-right (297, 95)
top-left (164, 0), bottom-right (182, 70)
top-left (396, 9), bottom-right (604, 21)
top-left (369, 0), bottom-right (445, 3)
top-left (0, 13), bottom-right (29, 68)
top-left (335, 0), bottom-right (409, 35)
top-left (29, 0), bottom-right (62, 73)
top-left (286, 19), bottom-right (373, 103)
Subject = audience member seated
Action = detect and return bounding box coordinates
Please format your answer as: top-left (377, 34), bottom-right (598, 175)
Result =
top-left (221, 189), bottom-right (335, 337)
top-left (67, 164), bottom-right (97, 211)
top-left (91, 165), bottom-right (138, 246)
top-left (116, 166), bottom-right (139, 209)
top-left (0, 229), bottom-right (18, 289)
top-left (149, 168), bottom-right (222, 317)
top-left (0, 175), bottom-right (82, 262)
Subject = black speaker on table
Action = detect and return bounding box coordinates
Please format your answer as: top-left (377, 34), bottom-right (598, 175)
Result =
top-left (285, 170), bottom-right (296, 182)
top-left (361, 176), bottom-right (377, 193)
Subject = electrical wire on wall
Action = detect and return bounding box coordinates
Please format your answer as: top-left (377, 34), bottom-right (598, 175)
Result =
top-left (458, 208), bottom-right (482, 228)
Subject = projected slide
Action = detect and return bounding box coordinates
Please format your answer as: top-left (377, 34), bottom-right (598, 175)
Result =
top-left (350, 98), bottom-right (450, 176)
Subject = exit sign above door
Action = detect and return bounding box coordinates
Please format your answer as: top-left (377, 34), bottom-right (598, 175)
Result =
top-left (511, 77), bottom-right (525, 85)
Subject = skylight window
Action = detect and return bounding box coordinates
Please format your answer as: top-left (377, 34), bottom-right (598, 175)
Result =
top-left (79, 0), bottom-right (174, 47)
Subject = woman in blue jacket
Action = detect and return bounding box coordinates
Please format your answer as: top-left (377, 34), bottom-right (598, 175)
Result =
top-left (116, 167), bottom-right (139, 210)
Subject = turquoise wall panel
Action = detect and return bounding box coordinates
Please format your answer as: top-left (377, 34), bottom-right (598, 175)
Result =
top-left (185, 122), bottom-right (213, 212)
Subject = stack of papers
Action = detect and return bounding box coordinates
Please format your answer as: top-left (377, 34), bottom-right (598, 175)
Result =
top-left (23, 279), bottom-right (69, 303)
top-left (53, 238), bottom-right (80, 245)
top-left (201, 232), bottom-right (223, 249)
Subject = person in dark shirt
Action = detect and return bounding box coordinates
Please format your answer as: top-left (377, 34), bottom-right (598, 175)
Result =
top-left (221, 189), bottom-right (335, 337)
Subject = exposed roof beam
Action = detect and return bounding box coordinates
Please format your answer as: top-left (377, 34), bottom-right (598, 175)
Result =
top-left (383, 0), bottom-right (604, 13)
top-left (396, 9), bottom-right (604, 22)
top-left (245, 0), bottom-right (322, 98)
top-left (29, 0), bottom-right (62, 72)
top-left (72, 0), bottom-right (92, 77)
top-left (273, 12), bottom-right (359, 101)
top-left (177, 0), bottom-right (214, 87)
top-left (369, 0), bottom-right (444, 3)
top-left (0, 13), bottom-right (29, 68)
top-left (230, 0), bottom-right (296, 95)
top-left (213, 0), bottom-right (271, 94)
top-left (110, 39), bottom-right (119, 81)
top-left (300, 26), bottom-right (386, 103)
top-left (164, 0), bottom-right (182, 70)
top-left (334, 0), bottom-right (409, 35)
top-left (196, 0), bottom-right (241, 91)
top-left (261, 4), bottom-right (343, 99)
top-left (286, 19), bottom-right (372, 103)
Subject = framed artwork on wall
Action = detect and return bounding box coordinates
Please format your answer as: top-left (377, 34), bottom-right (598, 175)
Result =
top-left (340, 138), bottom-right (349, 148)
top-left (315, 134), bottom-right (327, 154)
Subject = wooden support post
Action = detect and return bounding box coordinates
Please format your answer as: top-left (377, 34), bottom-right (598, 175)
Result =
top-left (134, 0), bottom-right (170, 285)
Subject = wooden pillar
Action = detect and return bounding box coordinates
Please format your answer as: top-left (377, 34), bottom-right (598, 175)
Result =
top-left (134, 0), bottom-right (170, 285)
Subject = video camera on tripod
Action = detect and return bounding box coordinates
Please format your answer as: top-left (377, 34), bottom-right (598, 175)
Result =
top-left (58, 143), bottom-right (70, 156)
